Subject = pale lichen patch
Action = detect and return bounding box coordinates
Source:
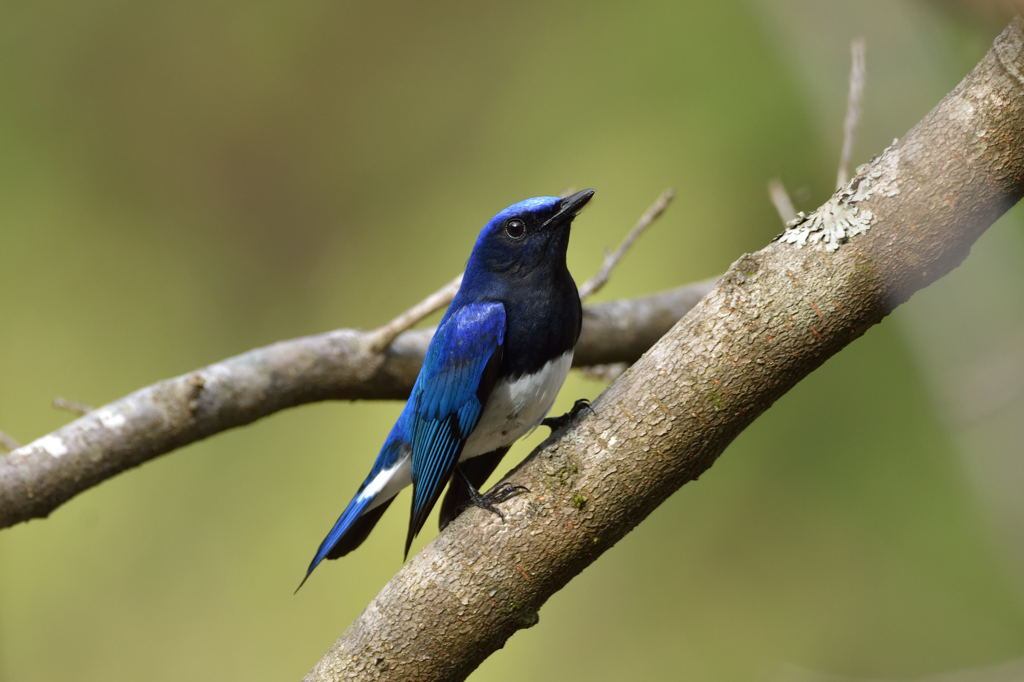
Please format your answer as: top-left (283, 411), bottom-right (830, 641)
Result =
top-left (35, 435), bottom-right (69, 457)
top-left (97, 409), bottom-right (126, 430)
top-left (779, 198), bottom-right (874, 252)
top-left (779, 145), bottom-right (901, 252)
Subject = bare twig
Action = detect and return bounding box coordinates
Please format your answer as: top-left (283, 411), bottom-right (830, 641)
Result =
top-left (768, 178), bottom-right (798, 224)
top-left (837, 37), bottom-right (867, 187)
top-left (578, 189), bottom-right (675, 300)
top-left (0, 431), bottom-right (20, 453)
top-left (770, 39), bottom-right (864, 223)
top-left (770, 39), bottom-right (865, 222)
top-left (52, 397), bottom-right (94, 416)
top-left (367, 274), bottom-right (463, 352)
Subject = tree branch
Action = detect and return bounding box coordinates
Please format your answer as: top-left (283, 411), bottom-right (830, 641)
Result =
top-left (304, 18), bottom-right (1024, 681)
top-left (0, 280), bottom-right (715, 529)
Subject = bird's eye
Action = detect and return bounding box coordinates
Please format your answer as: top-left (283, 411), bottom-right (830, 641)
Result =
top-left (504, 218), bottom-right (526, 240)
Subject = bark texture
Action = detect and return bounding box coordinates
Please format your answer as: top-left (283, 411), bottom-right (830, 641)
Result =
top-left (304, 18), bottom-right (1024, 681)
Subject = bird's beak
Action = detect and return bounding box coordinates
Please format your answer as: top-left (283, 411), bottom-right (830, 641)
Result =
top-left (543, 188), bottom-right (595, 229)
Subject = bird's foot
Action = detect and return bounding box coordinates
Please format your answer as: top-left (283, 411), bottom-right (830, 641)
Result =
top-left (541, 398), bottom-right (592, 431)
top-left (466, 481), bottom-right (530, 520)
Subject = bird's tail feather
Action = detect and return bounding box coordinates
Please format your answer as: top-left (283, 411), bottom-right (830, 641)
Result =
top-left (326, 496), bottom-right (394, 560)
top-left (296, 492), bottom-right (391, 593)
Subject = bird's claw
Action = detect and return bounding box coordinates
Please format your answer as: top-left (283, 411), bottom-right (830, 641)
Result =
top-left (542, 398), bottom-right (592, 431)
top-left (488, 481), bottom-right (530, 504)
top-left (466, 481), bottom-right (530, 520)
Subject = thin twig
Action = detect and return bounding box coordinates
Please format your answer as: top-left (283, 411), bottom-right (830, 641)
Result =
top-left (771, 39), bottom-right (865, 222)
top-left (768, 178), bottom-right (797, 224)
top-left (0, 431), bottom-right (20, 453)
top-left (837, 38), bottom-right (866, 188)
top-left (578, 189), bottom-right (675, 300)
top-left (367, 274), bottom-right (463, 352)
top-left (52, 397), bottom-right (94, 416)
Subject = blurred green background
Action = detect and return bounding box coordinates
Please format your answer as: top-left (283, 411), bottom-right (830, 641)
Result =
top-left (2, 1), bottom-right (1024, 680)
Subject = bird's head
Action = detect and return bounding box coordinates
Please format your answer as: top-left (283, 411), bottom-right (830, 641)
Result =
top-left (464, 189), bottom-right (595, 286)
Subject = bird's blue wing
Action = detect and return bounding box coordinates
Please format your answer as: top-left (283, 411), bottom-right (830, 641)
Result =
top-left (405, 301), bottom-right (505, 555)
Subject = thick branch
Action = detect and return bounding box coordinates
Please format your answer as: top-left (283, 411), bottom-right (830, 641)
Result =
top-left (305, 18), bottom-right (1024, 681)
top-left (0, 281), bottom-right (714, 529)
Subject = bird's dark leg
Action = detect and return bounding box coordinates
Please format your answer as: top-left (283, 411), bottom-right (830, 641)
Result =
top-left (456, 467), bottom-right (529, 521)
top-left (541, 398), bottom-right (592, 431)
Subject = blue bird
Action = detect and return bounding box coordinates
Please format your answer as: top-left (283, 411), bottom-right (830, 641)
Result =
top-left (298, 189), bottom-right (594, 589)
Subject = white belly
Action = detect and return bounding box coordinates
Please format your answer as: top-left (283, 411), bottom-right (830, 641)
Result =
top-left (460, 350), bottom-right (574, 460)
top-left (358, 351), bottom-right (573, 511)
